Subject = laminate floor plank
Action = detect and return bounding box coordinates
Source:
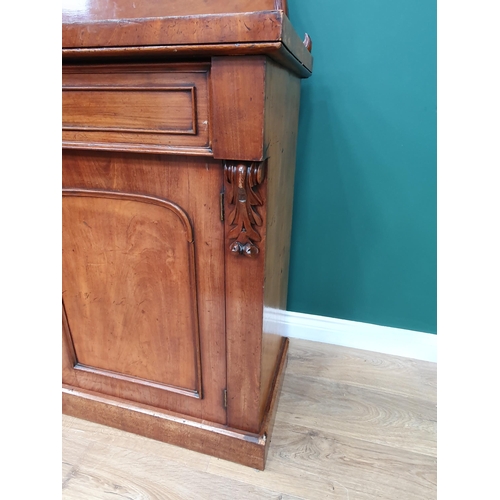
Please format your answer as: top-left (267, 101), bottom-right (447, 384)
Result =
top-left (278, 372), bottom-right (436, 457)
top-left (63, 417), bottom-right (96, 488)
top-left (62, 339), bottom-right (437, 500)
top-left (207, 411), bottom-right (436, 500)
top-left (207, 438), bottom-right (339, 500)
top-left (63, 435), bottom-right (305, 500)
top-left (268, 420), bottom-right (434, 499)
top-left (287, 339), bottom-right (436, 403)
top-left (62, 415), bottom-right (212, 472)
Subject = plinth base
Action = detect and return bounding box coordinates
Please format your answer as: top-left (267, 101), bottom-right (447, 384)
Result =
top-left (63, 338), bottom-right (289, 470)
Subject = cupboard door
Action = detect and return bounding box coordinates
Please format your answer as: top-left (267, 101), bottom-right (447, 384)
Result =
top-left (62, 152), bottom-right (226, 425)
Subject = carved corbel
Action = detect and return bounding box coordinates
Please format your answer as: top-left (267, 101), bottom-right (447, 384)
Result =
top-left (224, 161), bottom-right (266, 257)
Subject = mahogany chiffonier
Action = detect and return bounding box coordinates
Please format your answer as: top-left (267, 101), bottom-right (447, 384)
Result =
top-left (62, 0), bottom-right (312, 469)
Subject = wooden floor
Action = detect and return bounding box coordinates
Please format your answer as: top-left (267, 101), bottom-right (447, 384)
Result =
top-left (62, 338), bottom-right (437, 500)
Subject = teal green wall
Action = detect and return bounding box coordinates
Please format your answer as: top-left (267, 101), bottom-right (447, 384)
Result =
top-left (286, 0), bottom-right (437, 333)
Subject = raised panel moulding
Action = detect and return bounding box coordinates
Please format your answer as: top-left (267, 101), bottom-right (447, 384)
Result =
top-left (62, 189), bottom-right (202, 397)
top-left (62, 86), bottom-right (197, 135)
top-left (264, 308), bottom-right (437, 362)
top-left (62, 64), bottom-right (211, 154)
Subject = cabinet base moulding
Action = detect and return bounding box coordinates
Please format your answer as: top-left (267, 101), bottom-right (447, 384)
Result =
top-left (62, 337), bottom-right (289, 470)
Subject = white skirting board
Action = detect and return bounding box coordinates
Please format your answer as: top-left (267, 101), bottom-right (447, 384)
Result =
top-left (265, 309), bottom-right (437, 363)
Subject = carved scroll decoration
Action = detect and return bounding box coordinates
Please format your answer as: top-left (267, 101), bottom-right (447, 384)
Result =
top-left (303, 33), bottom-right (313, 52)
top-left (224, 161), bottom-right (266, 257)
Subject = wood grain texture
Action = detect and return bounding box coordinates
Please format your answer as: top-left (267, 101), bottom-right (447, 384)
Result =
top-left (277, 342), bottom-right (437, 458)
top-left (208, 57), bottom-right (303, 434)
top-left (63, 339), bottom-right (437, 499)
top-left (62, 151), bottom-right (227, 425)
top-left (62, 11), bottom-right (284, 49)
top-left (209, 421), bottom-right (436, 500)
top-left (62, 0), bottom-right (280, 22)
top-left (224, 161), bottom-right (266, 256)
top-left (281, 14), bottom-right (313, 72)
top-left (63, 87), bottom-right (197, 134)
top-left (62, 43), bottom-right (312, 79)
top-left (287, 339), bottom-right (437, 403)
top-left (62, 4), bottom-right (313, 75)
top-left (259, 337), bottom-right (289, 467)
top-left (62, 427), bottom-right (303, 500)
top-left (260, 59), bottom-right (302, 422)
top-left (277, 374), bottom-right (436, 457)
top-left (62, 64), bottom-right (210, 154)
top-left (62, 386), bottom-right (267, 470)
top-left (62, 190), bottom-right (201, 397)
top-left (223, 161), bottom-right (267, 433)
top-left (211, 57), bottom-right (267, 161)
top-left (62, 339), bottom-right (288, 470)
top-left (62, 0), bottom-right (313, 468)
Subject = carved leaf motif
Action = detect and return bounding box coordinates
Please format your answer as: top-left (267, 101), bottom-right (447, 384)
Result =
top-left (224, 161), bottom-right (266, 257)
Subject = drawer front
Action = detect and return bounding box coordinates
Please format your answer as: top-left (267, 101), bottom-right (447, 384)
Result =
top-left (62, 64), bottom-right (211, 155)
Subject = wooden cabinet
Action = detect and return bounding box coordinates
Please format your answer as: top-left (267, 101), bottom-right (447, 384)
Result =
top-left (62, 0), bottom-right (312, 470)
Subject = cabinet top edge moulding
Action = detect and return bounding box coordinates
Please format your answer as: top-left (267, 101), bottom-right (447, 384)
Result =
top-left (62, 0), bottom-right (313, 78)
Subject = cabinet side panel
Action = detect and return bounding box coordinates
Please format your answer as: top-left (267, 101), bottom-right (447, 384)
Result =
top-left (260, 59), bottom-right (301, 421)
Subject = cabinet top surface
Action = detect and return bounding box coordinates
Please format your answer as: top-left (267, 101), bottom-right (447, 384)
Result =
top-left (62, 0), bottom-right (312, 76)
top-left (63, 0), bottom-right (280, 22)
